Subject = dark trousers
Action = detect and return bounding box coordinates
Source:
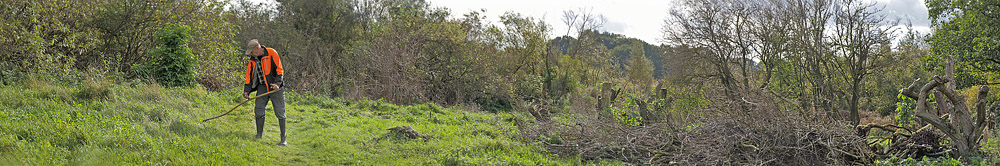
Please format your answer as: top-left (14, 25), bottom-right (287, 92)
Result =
top-left (254, 85), bottom-right (285, 120)
top-left (254, 85), bottom-right (285, 141)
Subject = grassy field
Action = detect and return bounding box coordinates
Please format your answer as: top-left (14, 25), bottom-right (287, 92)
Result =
top-left (0, 78), bottom-right (582, 165)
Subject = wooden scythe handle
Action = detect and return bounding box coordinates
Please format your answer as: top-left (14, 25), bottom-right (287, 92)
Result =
top-left (202, 88), bottom-right (281, 122)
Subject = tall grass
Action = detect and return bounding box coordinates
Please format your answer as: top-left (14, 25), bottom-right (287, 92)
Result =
top-left (0, 78), bottom-right (574, 165)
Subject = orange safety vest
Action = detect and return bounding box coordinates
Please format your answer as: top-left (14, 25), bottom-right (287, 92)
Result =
top-left (244, 47), bottom-right (284, 92)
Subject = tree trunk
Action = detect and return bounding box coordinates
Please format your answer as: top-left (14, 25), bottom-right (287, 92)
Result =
top-left (597, 83), bottom-right (615, 111)
top-left (849, 78), bottom-right (861, 125)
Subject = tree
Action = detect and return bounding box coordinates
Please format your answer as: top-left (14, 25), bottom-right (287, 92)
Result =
top-left (664, 0), bottom-right (788, 111)
top-left (0, 0), bottom-right (97, 74)
top-left (926, 0), bottom-right (1000, 88)
top-left (779, 0), bottom-right (841, 119)
top-left (831, 0), bottom-right (899, 125)
top-left (561, 7), bottom-right (606, 59)
top-left (627, 43), bottom-right (653, 91)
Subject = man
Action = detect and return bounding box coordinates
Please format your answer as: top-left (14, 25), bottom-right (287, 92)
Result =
top-left (243, 39), bottom-right (287, 146)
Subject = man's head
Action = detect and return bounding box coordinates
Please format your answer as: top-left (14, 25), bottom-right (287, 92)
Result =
top-left (246, 39), bottom-right (263, 56)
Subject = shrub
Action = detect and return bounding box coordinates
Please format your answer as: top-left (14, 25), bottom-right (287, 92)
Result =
top-left (135, 23), bottom-right (196, 87)
top-left (874, 155), bottom-right (992, 166)
top-left (895, 93), bottom-right (917, 128)
top-left (474, 97), bottom-right (512, 113)
top-left (608, 94), bottom-right (643, 126)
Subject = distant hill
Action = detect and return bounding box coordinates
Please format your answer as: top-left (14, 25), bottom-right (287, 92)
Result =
top-left (550, 30), bottom-right (671, 79)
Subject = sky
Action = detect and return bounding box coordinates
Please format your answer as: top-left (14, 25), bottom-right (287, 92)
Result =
top-left (244, 0), bottom-right (932, 45)
top-left (425, 0), bottom-right (674, 44)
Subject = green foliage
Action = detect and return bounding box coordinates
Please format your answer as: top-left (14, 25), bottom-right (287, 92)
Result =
top-left (608, 94), bottom-right (645, 126)
top-left (474, 97), bottom-right (513, 113)
top-left (1, 0), bottom-right (238, 82)
top-left (984, 133), bottom-right (1000, 161)
top-left (895, 91), bottom-right (941, 129)
top-left (925, 0), bottom-right (1000, 88)
top-left (868, 29), bottom-right (932, 116)
top-left (136, 24), bottom-right (196, 87)
top-left (0, 0), bottom-right (98, 74)
top-left (895, 93), bottom-right (917, 128)
top-left (875, 155), bottom-right (992, 166)
top-left (548, 55), bottom-right (585, 98)
top-left (551, 30), bottom-right (668, 78)
top-left (664, 83), bottom-right (710, 114)
top-left (626, 43), bottom-right (654, 91)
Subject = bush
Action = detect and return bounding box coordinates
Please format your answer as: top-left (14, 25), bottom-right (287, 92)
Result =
top-left (895, 93), bottom-right (917, 128)
top-left (135, 23), bottom-right (196, 87)
top-left (608, 93), bottom-right (644, 126)
top-left (875, 155), bottom-right (992, 166)
top-left (474, 97), bottom-right (512, 113)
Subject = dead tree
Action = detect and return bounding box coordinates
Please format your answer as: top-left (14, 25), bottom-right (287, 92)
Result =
top-left (596, 83), bottom-right (622, 111)
top-left (899, 75), bottom-right (992, 158)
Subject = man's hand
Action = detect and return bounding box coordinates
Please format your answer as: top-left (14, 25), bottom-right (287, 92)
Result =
top-left (243, 92), bottom-right (250, 99)
top-left (270, 84), bottom-right (279, 90)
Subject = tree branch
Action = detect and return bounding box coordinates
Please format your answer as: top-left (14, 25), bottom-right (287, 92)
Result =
top-left (901, 78), bottom-right (921, 99)
top-left (911, 76), bottom-right (953, 133)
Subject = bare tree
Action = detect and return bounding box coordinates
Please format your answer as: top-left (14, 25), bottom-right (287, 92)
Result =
top-left (560, 7), bottom-right (606, 37)
top-left (663, 0), bottom-right (791, 112)
top-left (562, 7), bottom-right (607, 58)
top-left (831, 0), bottom-right (899, 125)
top-left (784, 0), bottom-right (840, 120)
top-left (561, 10), bottom-right (578, 36)
top-left (574, 7), bottom-right (606, 33)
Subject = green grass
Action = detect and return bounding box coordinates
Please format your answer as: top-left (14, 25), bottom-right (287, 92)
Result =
top-left (0, 79), bottom-right (577, 165)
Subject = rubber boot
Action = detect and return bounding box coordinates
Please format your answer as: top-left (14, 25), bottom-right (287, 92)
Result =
top-left (278, 119), bottom-right (287, 146)
top-left (255, 117), bottom-right (265, 139)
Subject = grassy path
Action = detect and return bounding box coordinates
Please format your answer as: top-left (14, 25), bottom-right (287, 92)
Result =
top-left (0, 80), bottom-right (574, 165)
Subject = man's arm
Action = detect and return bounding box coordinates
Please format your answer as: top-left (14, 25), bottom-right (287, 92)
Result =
top-left (243, 60), bottom-right (254, 97)
top-left (270, 48), bottom-right (284, 88)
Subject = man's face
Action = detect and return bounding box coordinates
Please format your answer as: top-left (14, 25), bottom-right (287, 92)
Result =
top-left (250, 46), bottom-right (263, 56)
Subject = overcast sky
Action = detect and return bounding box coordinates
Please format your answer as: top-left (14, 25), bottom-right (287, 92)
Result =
top-left (245, 0), bottom-right (931, 45)
top-left (426, 0), bottom-right (674, 44)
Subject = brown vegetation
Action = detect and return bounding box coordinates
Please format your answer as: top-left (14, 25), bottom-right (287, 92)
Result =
top-left (522, 85), bottom-right (874, 165)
